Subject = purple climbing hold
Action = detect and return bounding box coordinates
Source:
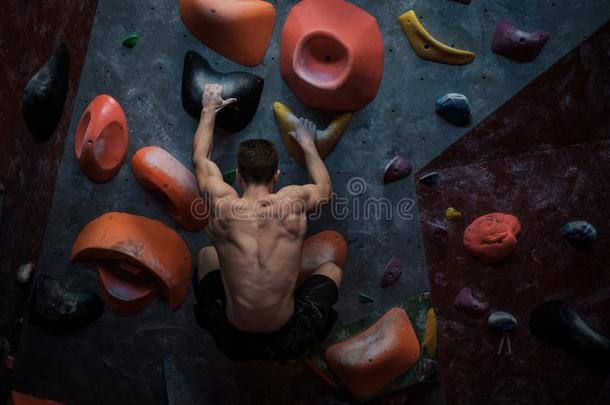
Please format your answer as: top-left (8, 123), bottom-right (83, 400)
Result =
top-left (491, 20), bottom-right (549, 62)
top-left (425, 221), bottom-right (448, 247)
top-left (453, 287), bottom-right (489, 314)
top-left (383, 155), bottom-right (412, 184)
top-left (381, 257), bottom-right (403, 287)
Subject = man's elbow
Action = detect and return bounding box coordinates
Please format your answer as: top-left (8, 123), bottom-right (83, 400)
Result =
top-left (319, 182), bottom-right (332, 202)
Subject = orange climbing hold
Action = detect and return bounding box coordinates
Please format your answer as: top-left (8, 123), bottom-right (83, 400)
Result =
top-left (324, 307), bottom-right (420, 399)
top-left (463, 212), bottom-right (521, 264)
top-left (301, 231), bottom-right (348, 273)
top-left (96, 261), bottom-right (160, 316)
top-left (280, 0), bottom-right (384, 111)
top-left (71, 212), bottom-right (192, 310)
top-left (179, 0), bottom-right (276, 67)
top-left (10, 391), bottom-right (65, 405)
top-left (75, 94), bottom-right (129, 183)
top-left (132, 146), bottom-right (207, 231)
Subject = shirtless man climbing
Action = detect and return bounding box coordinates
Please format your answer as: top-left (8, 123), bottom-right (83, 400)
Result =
top-left (191, 84), bottom-right (343, 361)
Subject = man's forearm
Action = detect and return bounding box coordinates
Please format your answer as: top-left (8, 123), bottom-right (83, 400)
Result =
top-left (193, 108), bottom-right (216, 163)
top-left (303, 147), bottom-right (332, 196)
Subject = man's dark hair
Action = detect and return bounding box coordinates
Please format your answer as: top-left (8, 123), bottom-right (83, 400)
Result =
top-left (237, 139), bottom-right (279, 184)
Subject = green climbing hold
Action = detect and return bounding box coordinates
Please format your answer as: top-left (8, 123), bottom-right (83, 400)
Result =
top-left (223, 168), bottom-right (237, 185)
top-left (358, 293), bottom-right (375, 303)
top-left (122, 33), bottom-right (139, 48)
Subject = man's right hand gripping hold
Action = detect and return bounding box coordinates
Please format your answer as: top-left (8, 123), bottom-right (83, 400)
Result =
top-left (192, 84), bottom-right (345, 361)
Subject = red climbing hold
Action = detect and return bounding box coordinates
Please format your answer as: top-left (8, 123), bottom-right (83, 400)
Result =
top-left (300, 231), bottom-right (348, 272)
top-left (324, 307), bottom-right (420, 399)
top-left (463, 212), bottom-right (521, 264)
top-left (10, 391), bottom-right (65, 405)
top-left (74, 94), bottom-right (129, 183)
top-left (280, 0), bottom-right (384, 111)
top-left (491, 20), bottom-right (549, 62)
top-left (132, 146), bottom-right (207, 231)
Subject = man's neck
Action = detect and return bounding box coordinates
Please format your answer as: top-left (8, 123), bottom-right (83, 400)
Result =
top-left (242, 183), bottom-right (273, 201)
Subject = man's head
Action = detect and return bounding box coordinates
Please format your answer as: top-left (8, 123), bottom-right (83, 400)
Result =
top-left (237, 139), bottom-right (279, 187)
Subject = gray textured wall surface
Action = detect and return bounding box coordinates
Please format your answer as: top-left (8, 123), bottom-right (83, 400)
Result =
top-left (13, 0), bottom-right (609, 403)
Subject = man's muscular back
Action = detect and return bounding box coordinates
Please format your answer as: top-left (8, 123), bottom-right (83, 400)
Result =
top-left (207, 194), bottom-right (307, 332)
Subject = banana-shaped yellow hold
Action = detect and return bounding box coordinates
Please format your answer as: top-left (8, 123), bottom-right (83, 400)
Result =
top-left (424, 307), bottom-right (437, 358)
top-left (272, 101), bottom-right (352, 164)
top-left (399, 10), bottom-right (475, 65)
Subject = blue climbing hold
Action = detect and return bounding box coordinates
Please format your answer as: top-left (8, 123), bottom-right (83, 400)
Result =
top-left (488, 311), bottom-right (518, 332)
top-left (562, 221), bottom-right (597, 242)
top-left (435, 93), bottom-right (472, 126)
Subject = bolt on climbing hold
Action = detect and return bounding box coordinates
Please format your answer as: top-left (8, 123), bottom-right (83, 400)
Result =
top-left (445, 207), bottom-right (462, 220)
top-left (358, 293), bottom-right (375, 303)
top-left (488, 311), bottom-right (518, 355)
top-left (122, 33), bottom-right (139, 48)
top-left (16, 262), bottom-right (35, 284)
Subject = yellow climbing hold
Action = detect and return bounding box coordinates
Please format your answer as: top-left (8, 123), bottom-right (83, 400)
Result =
top-left (272, 101), bottom-right (352, 164)
top-left (445, 207), bottom-right (462, 220)
top-left (424, 307), bottom-right (437, 358)
top-left (399, 10), bottom-right (475, 65)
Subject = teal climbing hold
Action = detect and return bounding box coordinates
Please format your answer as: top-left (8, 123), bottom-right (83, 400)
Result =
top-left (358, 293), bottom-right (375, 303)
top-left (122, 33), bottom-right (139, 48)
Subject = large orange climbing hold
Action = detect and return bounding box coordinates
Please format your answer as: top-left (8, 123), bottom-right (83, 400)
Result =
top-left (10, 391), bottom-right (65, 405)
top-left (463, 212), bottom-right (521, 264)
top-left (75, 94), bottom-right (129, 183)
top-left (71, 212), bottom-right (192, 310)
top-left (280, 0), bottom-right (384, 111)
top-left (179, 0), bottom-right (276, 67)
top-left (324, 307), bottom-right (420, 399)
top-left (96, 262), bottom-right (160, 316)
top-left (301, 231), bottom-right (348, 272)
top-left (132, 146), bottom-right (207, 231)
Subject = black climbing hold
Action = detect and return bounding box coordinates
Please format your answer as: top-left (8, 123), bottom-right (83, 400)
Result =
top-left (29, 274), bottom-right (104, 328)
top-left (182, 51), bottom-right (264, 133)
top-left (383, 155), bottom-right (412, 184)
top-left (435, 93), bottom-right (472, 126)
top-left (425, 221), bottom-right (448, 247)
top-left (530, 300), bottom-right (610, 373)
top-left (420, 358), bottom-right (441, 382)
top-left (488, 311), bottom-right (518, 332)
top-left (21, 42), bottom-right (70, 143)
top-left (358, 293), bottom-right (375, 303)
top-left (122, 33), bottom-right (139, 48)
top-left (419, 171), bottom-right (440, 187)
top-left (450, 0), bottom-right (472, 4)
top-left (562, 220), bottom-right (597, 242)
top-left (223, 168), bottom-right (237, 185)
top-left (381, 257), bottom-right (402, 288)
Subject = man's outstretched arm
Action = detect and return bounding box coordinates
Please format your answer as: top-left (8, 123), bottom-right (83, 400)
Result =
top-left (192, 84), bottom-right (238, 204)
top-left (278, 118), bottom-right (332, 212)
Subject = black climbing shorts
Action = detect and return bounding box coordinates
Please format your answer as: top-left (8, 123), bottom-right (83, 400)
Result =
top-left (193, 269), bottom-right (339, 361)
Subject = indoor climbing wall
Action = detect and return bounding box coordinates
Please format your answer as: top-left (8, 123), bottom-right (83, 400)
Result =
top-left (10, 0), bottom-right (610, 403)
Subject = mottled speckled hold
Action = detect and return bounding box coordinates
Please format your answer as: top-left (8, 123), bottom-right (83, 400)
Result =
top-left (562, 221), bottom-right (597, 242)
top-left (488, 311), bottom-right (518, 332)
top-left (381, 257), bottom-right (402, 287)
top-left (435, 93), bottom-right (472, 126)
top-left (453, 287), bottom-right (489, 314)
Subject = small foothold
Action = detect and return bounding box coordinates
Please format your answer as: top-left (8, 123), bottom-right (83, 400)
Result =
top-left (488, 311), bottom-right (518, 332)
top-left (223, 168), bottom-right (237, 185)
top-left (29, 274), bottom-right (104, 328)
top-left (420, 358), bottom-right (441, 382)
top-left (358, 293), bottom-right (375, 303)
top-left (424, 308), bottom-right (437, 358)
top-left (4, 354), bottom-right (15, 370)
top-left (383, 156), bottom-right (412, 184)
top-left (491, 20), bottom-right (549, 62)
top-left (425, 221), bottom-right (448, 247)
top-left (21, 42), bottom-right (70, 142)
top-left (445, 207), bottom-right (462, 220)
top-left (435, 93), bottom-right (472, 126)
top-left (381, 257), bottom-right (403, 287)
top-left (122, 33), bottom-right (139, 48)
top-left (419, 172), bottom-right (440, 187)
top-left (562, 221), bottom-right (597, 242)
top-left (16, 262), bottom-right (36, 284)
top-left (453, 287), bottom-right (489, 314)
top-left (449, 0), bottom-right (472, 4)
